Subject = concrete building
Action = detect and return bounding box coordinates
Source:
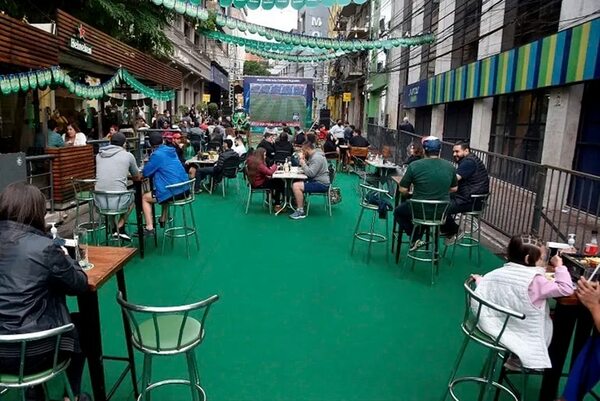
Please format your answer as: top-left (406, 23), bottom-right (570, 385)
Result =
top-left (328, 2), bottom-right (371, 128)
top-left (395, 0), bottom-right (599, 179)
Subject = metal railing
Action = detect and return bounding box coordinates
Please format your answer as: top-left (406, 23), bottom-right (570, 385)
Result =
top-left (25, 154), bottom-right (56, 213)
top-left (367, 124), bottom-right (600, 249)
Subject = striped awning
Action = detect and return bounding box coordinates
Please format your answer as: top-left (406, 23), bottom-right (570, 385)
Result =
top-left (404, 17), bottom-right (600, 108)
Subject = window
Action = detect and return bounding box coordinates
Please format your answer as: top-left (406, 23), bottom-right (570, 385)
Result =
top-left (420, 0), bottom-right (439, 79)
top-left (444, 100), bottom-right (473, 142)
top-left (501, 0), bottom-right (561, 51)
top-left (451, 0), bottom-right (482, 69)
top-left (490, 90), bottom-right (549, 162)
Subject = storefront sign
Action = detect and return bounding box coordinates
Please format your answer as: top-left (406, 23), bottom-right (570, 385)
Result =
top-left (211, 65), bottom-right (229, 91)
top-left (202, 94), bottom-right (211, 103)
top-left (69, 24), bottom-right (92, 55)
top-left (343, 92), bottom-right (352, 102)
top-left (402, 81), bottom-right (428, 108)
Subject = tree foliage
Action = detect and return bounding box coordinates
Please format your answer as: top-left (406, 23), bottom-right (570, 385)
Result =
top-left (243, 61), bottom-right (271, 77)
top-left (0, 0), bottom-right (174, 57)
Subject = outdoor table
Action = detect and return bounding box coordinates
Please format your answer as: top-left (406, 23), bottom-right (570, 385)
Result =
top-left (539, 294), bottom-right (596, 401)
top-left (366, 159), bottom-right (399, 190)
top-left (77, 246), bottom-right (139, 401)
top-left (186, 156), bottom-right (218, 166)
top-left (272, 168), bottom-right (307, 215)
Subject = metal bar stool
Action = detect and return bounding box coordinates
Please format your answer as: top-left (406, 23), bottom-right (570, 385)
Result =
top-left (404, 199), bottom-right (449, 285)
top-left (351, 184), bottom-right (392, 264)
top-left (72, 178), bottom-right (104, 245)
top-left (117, 293), bottom-right (219, 401)
top-left (162, 179), bottom-right (199, 258)
top-left (0, 324), bottom-right (76, 401)
top-left (442, 278), bottom-right (528, 401)
top-left (92, 190), bottom-right (135, 247)
top-left (445, 194), bottom-right (490, 267)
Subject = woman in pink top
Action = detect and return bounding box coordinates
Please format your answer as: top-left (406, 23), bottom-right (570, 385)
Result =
top-left (472, 234), bottom-right (574, 370)
top-left (246, 148), bottom-right (284, 211)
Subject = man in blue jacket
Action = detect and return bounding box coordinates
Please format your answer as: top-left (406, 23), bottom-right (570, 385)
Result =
top-left (141, 131), bottom-right (189, 235)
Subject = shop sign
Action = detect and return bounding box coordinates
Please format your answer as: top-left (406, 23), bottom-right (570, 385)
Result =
top-left (402, 81), bottom-right (428, 108)
top-left (69, 24), bottom-right (92, 55)
top-left (202, 94), bottom-right (211, 103)
top-left (343, 92), bottom-right (352, 102)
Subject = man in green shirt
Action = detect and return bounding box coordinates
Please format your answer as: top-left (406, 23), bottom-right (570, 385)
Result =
top-left (47, 119), bottom-right (64, 148)
top-left (394, 136), bottom-right (457, 247)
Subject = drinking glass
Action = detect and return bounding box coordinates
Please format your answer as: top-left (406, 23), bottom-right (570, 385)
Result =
top-left (74, 228), bottom-right (94, 271)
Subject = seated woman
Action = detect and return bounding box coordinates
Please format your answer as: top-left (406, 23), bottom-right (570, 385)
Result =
top-left (274, 132), bottom-right (294, 164)
top-left (404, 141), bottom-right (424, 165)
top-left (246, 147), bottom-right (284, 211)
top-left (471, 234), bottom-right (574, 370)
top-left (62, 123), bottom-right (87, 146)
top-left (0, 183), bottom-right (90, 401)
top-left (323, 133), bottom-right (338, 154)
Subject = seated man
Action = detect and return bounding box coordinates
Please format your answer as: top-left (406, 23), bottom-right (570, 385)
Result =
top-left (393, 136), bottom-right (457, 247)
top-left (349, 128), bottom-right (369, 147)
top-left (257, 132), bottom-right (276, 166)
top-left (95, 132), bottom-right (141, 240)
top-left (441, 141), bottom-right (490, 244)
top-left (194, 139), bottom-right (240, 192)
top-left (141, 131), bottom-right (189, 235)
top-left (290, 142), bottom-right (331, 220)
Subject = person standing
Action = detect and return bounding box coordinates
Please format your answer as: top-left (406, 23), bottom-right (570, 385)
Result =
top-left (442, 141), bottom-right (490, 244)
top-left (399, 116), bottom-right (415, 134)
top-left (330, 120), bottom-right (345, 141)
top-left (393, 136), bottom-right (457, 247)
top-left (290, 142), bottom-right (331, 220)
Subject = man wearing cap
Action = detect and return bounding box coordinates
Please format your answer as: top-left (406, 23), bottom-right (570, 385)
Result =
top-left (141, 131), bottom-right (189, 235)
top-left (394, 136), bottom-right (457, 248)
top-left (257, 132), bottom-right (276, 166)
top-left (95, 132), bottom-right (141, 240)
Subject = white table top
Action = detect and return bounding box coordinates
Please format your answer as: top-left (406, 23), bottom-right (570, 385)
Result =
top-left (186, 156), bottom-right (218, 165)
top-left (366, 159), bottom-right (399, 169)
top-left (272, 168), bottom-right (307, 180)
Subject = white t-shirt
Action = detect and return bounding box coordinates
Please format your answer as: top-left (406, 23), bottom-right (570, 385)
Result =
top-left (233, 143), bottom-right (247, 156)
top-left (330, 124), bottom-right (345, 139)
top-left (62, 132), bottom-right (87, 146)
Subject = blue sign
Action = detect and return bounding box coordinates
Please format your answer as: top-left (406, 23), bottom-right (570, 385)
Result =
top-left (402, 81), bottom-right (428, 108)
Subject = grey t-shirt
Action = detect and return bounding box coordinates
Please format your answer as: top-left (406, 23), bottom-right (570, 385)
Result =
top-left (95, 145), bottom-right (139, 192)
top-left (301, 150), bottom-right (330, 186)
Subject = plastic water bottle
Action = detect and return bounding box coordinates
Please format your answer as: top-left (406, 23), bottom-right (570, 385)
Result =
top-left (584, 230), bottom-right (598, 256)
top-left (567, 233), bottom-right (576, 248)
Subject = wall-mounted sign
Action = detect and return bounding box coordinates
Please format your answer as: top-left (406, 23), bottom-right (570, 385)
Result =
top-left (343, 92), bottom-right (352, 102)
top-left (202, 94), bottom-right (211, 103)
top-left (69, 24), bottom-right (92, 55)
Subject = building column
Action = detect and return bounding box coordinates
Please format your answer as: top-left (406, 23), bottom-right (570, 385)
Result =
top-left (470, 98), bottom-right (494, 150)
top-left (541, 84), bottom-right (584, 169)
top-left (431, 105), bottom-right (445, 137)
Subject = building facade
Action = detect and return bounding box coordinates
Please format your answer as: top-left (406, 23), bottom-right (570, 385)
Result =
top-left (394, 0), bottom-right (599, 178)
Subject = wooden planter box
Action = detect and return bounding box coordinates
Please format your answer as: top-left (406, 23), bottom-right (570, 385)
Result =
top-left (46, 145), bottom-right (95, 203)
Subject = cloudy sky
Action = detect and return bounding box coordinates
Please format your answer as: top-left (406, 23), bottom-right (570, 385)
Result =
top-left (246, 8), bottom-right (298, 32)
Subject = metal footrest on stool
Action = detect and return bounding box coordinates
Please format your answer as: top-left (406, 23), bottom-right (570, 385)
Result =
top-left (448, 376), bottom-right (519, 401)
top-left (354, 232), bottom-right (387, 243)
top-left (138, 379), bottom-right (206, 401)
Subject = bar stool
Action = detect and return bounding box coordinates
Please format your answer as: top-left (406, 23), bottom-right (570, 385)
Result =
top-left (92, 190), bottom-right (135, 247)
top-left (404, 199), bottom-right (449, 285)
top-left (442, 278), bottom-right (527, 401)
top-left (445, 194), bottom-right (490, 267)
top-left (117, 293), bottom-right (219, 401)
top-left (162, 179), bottom-right (199, 258)
top-left (72, 178), bottom-right (103, 244)
top-left (0, 324), bottom-right (76, 400)
top-left (351, 184), bottom-right (392, 264)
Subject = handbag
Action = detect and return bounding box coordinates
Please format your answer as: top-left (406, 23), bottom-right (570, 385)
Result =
top-left (330, 187), bottom-right (342, 205)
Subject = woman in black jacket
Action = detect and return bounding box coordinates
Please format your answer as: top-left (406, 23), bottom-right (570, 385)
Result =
top-left (0, 183), bottom-right (90, 400)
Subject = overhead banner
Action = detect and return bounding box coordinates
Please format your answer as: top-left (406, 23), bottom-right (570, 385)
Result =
top-left (243, 76), bottom-right (313, 132)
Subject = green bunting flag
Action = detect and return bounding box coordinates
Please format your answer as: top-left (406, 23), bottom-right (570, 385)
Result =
top-left (0, 66), bottom-right (175, 101)
top-left (157, 0), bottom-right (435, 51)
